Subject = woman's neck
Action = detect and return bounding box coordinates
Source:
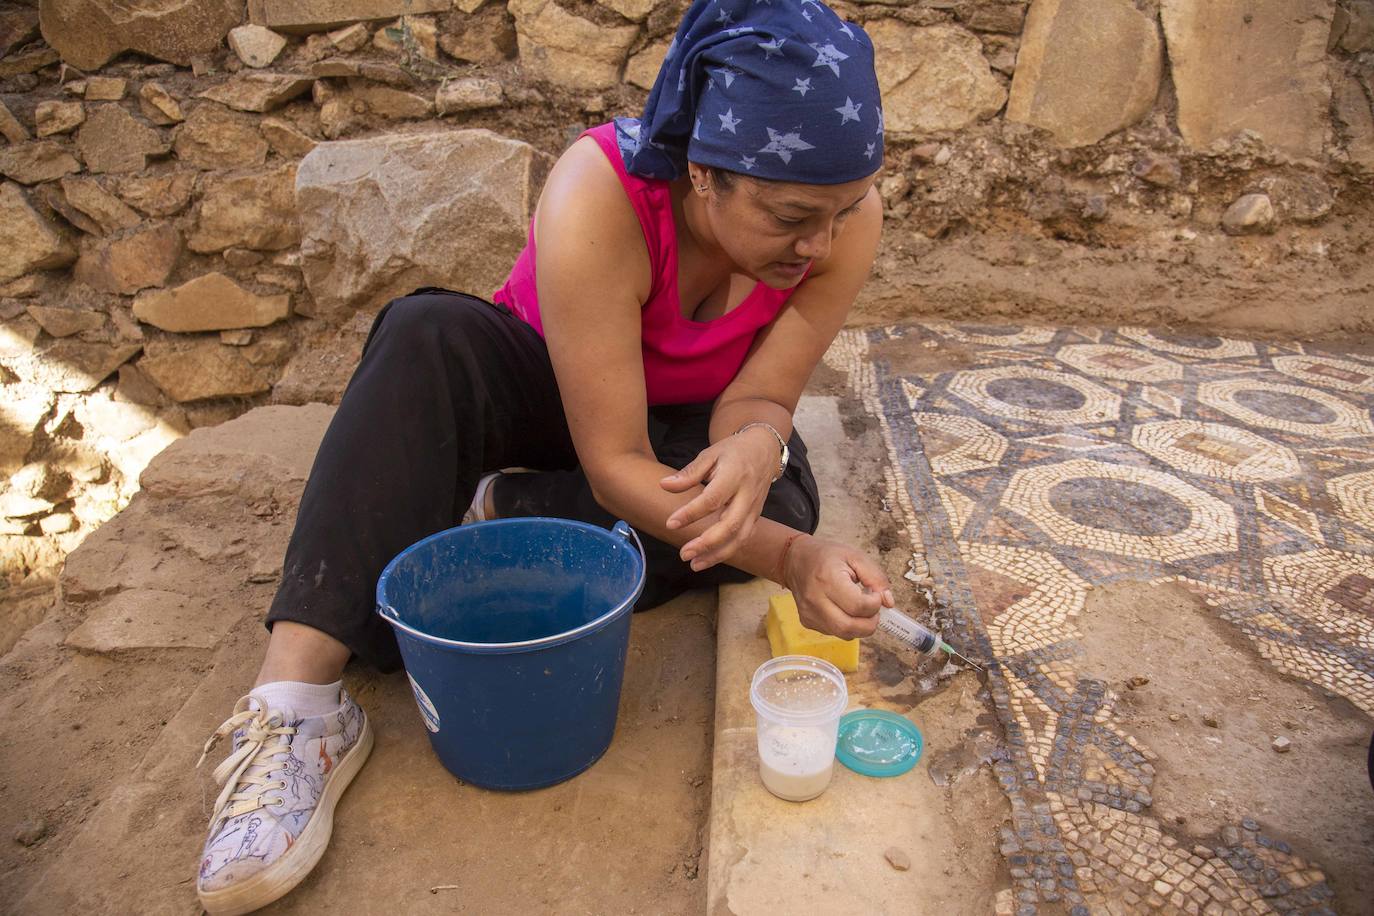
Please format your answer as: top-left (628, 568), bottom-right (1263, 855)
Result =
top-left (673, 177), bottom-right (732, 278)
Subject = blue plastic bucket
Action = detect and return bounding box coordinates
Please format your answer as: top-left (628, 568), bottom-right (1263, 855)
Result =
top-left (376, 518), bottom-right (645, 790)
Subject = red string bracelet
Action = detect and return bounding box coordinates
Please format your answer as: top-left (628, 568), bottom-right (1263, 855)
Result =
top-left (773, 532), bottom-right (806, 585)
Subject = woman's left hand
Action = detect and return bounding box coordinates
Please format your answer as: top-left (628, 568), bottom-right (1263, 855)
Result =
top-left (660, 426), bottom-right (782, 571)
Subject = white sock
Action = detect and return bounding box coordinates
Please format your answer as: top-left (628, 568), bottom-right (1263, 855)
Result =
top-left (250, 679), bottom-right (343, 719)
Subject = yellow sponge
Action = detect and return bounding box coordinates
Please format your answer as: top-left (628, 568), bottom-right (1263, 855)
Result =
top-left (765, 592), bottom-right (860, 673)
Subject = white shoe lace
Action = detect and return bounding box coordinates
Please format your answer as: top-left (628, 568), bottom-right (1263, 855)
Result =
top-left (197, 696), bottom-right (299, 832)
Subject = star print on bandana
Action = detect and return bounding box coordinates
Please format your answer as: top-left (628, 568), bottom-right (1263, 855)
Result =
top-left (834, 97), bottom-right (862, 125)
top-left (615, 0), bottom-right (883, 183)
top-left (711, 66), bottom-right (739, 89)
top-left (759, 127), bottom-right (815, 164)
top-left (810, 42), bottom-right (849, 77)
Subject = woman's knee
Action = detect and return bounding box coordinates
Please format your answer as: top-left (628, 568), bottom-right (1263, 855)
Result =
top-left (366, 291), bottom-right (492, 357)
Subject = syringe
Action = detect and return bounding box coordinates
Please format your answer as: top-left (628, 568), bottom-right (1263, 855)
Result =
top-left (876, 607), bottom-right (983, 671)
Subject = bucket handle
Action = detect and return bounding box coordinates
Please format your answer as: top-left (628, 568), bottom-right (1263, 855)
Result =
top-left (613, 520), bottom-right (647, 603)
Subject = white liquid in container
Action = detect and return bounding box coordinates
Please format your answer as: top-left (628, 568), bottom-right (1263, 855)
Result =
top-left (757, 724), bottom-right (837, 801)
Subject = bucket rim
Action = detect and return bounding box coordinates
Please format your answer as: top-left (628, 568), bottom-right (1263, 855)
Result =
top-left (375, 517), bottom-right (646, 654)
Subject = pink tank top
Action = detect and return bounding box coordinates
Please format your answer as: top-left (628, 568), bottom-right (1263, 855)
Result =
top-left (492, 123), bottom-right (800, 406)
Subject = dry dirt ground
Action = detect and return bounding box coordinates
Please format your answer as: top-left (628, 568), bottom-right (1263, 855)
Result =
top-left (4, 315), bottom-right (1374, 914)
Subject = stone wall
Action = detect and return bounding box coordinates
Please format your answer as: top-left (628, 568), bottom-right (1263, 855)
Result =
top-left (1, 0), bottom-right (1372, 591)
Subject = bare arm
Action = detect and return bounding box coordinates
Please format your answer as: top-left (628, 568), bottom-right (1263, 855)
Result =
top-left (536, 145), bottom-right (890, 636)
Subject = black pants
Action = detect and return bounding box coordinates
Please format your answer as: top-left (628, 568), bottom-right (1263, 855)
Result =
top-left (266, 289), bottom-right (821, 672)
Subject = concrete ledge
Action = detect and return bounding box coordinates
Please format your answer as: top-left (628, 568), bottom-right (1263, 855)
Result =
top-left (706, 397), bottom-right (978, 915)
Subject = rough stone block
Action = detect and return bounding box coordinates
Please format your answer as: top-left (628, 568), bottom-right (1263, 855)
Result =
top-left (133, 272), bottom-right (290, 332)
top-left (229, 23), bottom-right (288, 68)
top-left (73, 223), bottom-right (181, 294)
top-left (83, 76), bottom-right (126, 100)
top-left (25, 305), bottom-right (104, 338)
top-left (0, 182), bottom-right (76, 281)
top-left (867, 21), bottom-right (1007, 134)
top-left (40, 0), bottom-right (243, 69)
top-left (140, 339), bottom-right (274, 401)
top-left (114, 172), bottom-right (196, 218)
top-left (75, 105), bottom-right (168, 174)
top-left (59, 177), bottom-right (141, 234)
top-left (0, 141), bottom-right (81, 185)
top-left (438, 6), bottom-right (516, 65)
top-left (1162, 0), bottom-right (1331, 157)
top-left (34, 100), bottom-right (84, 137)
top-left (435, 77), bottom-right (504, 114)
top-left (138, 82), bottom-right (185, 125)
top-left (1007, 0), bottom-right (1162, 147)
top-left (295, 130), bottom-right (550, 314)
top-left (188, 163), bottom-right (299, 253)
top-left (199, 71), bottom-right (314, 113)
top-left (248, 0), bottom-right (449, 34)
top-left (173, 103), bottom-right (268, 169)
top-left (624, 39), bottom-right (669, 91)
top-left (508, 0), bottom-right (638, 90)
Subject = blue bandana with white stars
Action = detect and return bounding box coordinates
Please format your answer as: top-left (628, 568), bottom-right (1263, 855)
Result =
top-left (615, 0), bottom-right (884, 185)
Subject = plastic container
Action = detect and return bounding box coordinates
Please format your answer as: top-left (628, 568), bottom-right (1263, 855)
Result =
top-left (749, 655), bottom-right (849, 802)
top-left (376, 518), bottom-right (645, 790)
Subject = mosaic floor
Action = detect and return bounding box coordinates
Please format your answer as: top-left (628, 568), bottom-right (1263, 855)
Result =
top-left (826, 323), bottom-right (1374, 915)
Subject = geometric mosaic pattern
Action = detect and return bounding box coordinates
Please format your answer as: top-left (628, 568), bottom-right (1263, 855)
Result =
top-left (826, 323), bottom-right (1374, 915)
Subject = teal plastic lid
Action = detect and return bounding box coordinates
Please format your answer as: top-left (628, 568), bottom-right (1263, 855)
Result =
top-left (835, 709), bottom-right (924, 778)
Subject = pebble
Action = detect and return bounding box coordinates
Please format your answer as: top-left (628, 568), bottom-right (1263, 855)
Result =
top-left (884, 846), bottom-right (911, 871)
top-left (14, 817), bottom-right (48, 846)
top-left (1272, 735), bottom-right (1292, 753)
top-left (1202, 714), bottom-right (1220, 728)
top-left (1169, 713), bottom-right (1181, 722)
top-left (1127, 676), bottom-right (1150, 689)
top-left (1221, 193), bottom-right (1275, 235)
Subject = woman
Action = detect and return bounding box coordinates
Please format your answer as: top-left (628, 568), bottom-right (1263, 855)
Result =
top-left (195, 0), bottom-right (894, 911)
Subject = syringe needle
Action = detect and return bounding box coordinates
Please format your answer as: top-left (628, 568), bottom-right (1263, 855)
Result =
top-left (940, 642), bottom-right (984, 672)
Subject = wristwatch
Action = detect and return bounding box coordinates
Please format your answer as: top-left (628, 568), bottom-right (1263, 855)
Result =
top-left (736, 421), bottom-right (789, 482)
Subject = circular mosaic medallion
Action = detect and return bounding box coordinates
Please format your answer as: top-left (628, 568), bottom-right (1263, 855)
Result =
top-left (1132, 421), bottom-right (1301, 482)
top-left (1057, 344), bottom-right (1183, 383)
top-left (931, 321), bottom-right (1058, 347)
top-left (1117, 327), bottom-right (1257, 359)
top-left (1001, 458), bottom-right (1238, 562)
top-left (1233, 388), bottom-right (1338, 424)
top-left (1329, 470), bottom-right (1374, 528)
top-left (1197, 379), bottom-right (1374, 439)
top-left (1048, 478), bottom-right (1193, 536)
top-left (1272, 355), bottom-right (1374, 395)
top-left (948, 366), bottom-right (1121, 426)
top-left (986, 376), bottom-right (1087, 411)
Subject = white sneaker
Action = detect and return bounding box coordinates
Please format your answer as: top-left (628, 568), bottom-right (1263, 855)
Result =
top-left (196, 688), bottom-right (373, 915)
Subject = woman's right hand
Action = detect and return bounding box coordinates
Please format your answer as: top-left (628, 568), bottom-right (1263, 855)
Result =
top-left (781, 534), bottom-right (892, 639)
